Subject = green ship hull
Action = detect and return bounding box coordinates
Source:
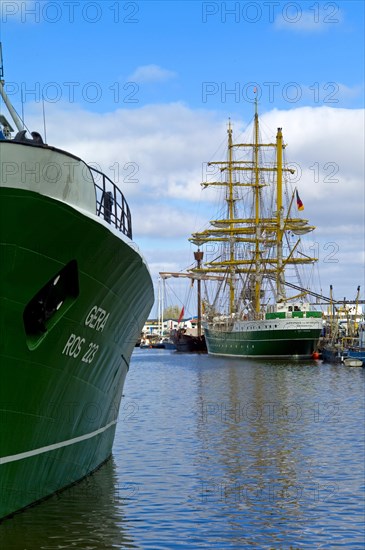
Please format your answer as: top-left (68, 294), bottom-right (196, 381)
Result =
top-left (204, 317), bottom-right (322, 358)
top-left (205, 328), bottom-right (321, 358)
top-left (0, 140), bottom-right (153, 519)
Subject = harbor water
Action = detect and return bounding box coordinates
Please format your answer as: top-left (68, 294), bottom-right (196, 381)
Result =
top-left (1, 349), bottom-right (364, 549)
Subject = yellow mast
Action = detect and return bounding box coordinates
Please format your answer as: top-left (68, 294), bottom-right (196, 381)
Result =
top-left (253, 98), bottom-right (261, 315)
top-left (190, 102), bottom-right (319, 318)
top-left (276, 127), bottom-right (285, 302)
top-left (227, 120), bottom-right (235, 314)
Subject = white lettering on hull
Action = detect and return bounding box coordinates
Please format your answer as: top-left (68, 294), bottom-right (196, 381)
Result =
top-left (85, 306), bottom-right (110, 332)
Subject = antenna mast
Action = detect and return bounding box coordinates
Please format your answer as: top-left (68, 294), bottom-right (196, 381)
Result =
top-left (0, 42), bottom-right (24, 132)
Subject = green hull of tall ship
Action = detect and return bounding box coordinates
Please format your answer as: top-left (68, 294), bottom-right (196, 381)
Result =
top-left (190, 102), bottom-right (323, 358)
top-left (0, 119), bottom-right (153, 517)
top-left (204, 315), bottom-right (323, 358)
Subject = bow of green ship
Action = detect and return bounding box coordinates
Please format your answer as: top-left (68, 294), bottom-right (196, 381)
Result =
top-left (0, 136), bottom-right (153, 520)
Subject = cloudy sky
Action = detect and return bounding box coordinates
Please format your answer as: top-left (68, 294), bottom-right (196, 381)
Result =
top-left (1, 0), bottom-right (364, 317)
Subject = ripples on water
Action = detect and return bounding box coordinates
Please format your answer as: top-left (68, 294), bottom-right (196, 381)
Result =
top-left (1, 350), bottom-right (364, 549)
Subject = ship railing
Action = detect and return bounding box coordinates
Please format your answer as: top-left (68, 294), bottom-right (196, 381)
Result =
top-left (90, 166), bottom-right (132, 239)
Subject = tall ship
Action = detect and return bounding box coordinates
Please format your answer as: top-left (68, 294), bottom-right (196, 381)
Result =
top-left (189, 102), bottom-right (323, 358)
top-left (0, 49), bottom-right (154, 520)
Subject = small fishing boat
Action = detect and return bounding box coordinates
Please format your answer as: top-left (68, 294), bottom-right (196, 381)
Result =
top-left (343, 357), bottom-right (363, 367)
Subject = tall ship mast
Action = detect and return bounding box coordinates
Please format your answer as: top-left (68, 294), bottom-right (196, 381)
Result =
top-left (0, 46), bottom-right (153, 519)
top-left (189, 101), bottom-right (323, 358)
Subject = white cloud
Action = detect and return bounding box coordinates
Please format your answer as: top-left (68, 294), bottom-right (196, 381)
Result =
top-left (257, 106), bottom-right (364, 298)
top-left (26, 101), bottom-right (227, 205)
top-left (127, 64), bottom-right (177, 83)
top-left (23, 102), bottom-right (364, 299)
top-left (274, 7), bottom-right (343, 32)
top-left (133, 204), bottom-right (206, 238)
top-left (337, 83), bottom-right (364, 101)
top-left (260, 106), bottom-right (364, 199)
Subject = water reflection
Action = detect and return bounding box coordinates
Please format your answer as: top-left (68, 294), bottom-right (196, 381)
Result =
top-left (1, 351), bottom-right (364, 549)
top-left (194, 356), bottom-right (365, 547)
top-left (0, 458), bottom-right (136, 550)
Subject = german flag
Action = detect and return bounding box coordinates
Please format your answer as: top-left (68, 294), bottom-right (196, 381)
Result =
top-left (296, 189), bottom-right (304, 211)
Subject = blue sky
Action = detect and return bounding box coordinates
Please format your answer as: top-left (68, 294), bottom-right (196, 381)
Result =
top-left (1, 0), bottom-right (364, 316)
top-left (1, 1), bottom-right (364, 112)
